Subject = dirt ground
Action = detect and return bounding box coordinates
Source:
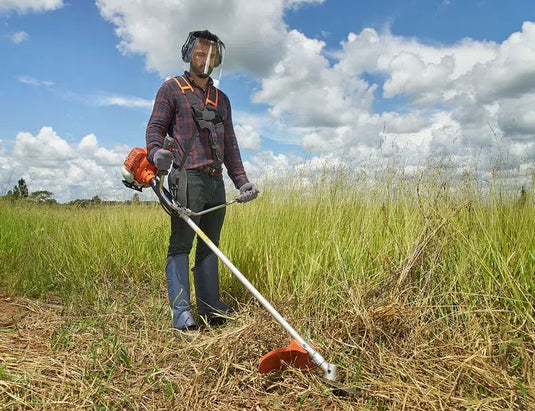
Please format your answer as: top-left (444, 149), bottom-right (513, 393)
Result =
top-left (0, 293), bottom-right (27, 327)
top-left (0, 292), bottom-right (51, 355)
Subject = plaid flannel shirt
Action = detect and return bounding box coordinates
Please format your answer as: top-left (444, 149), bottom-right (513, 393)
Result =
top-left (146, 71), bottom-right (249, 189)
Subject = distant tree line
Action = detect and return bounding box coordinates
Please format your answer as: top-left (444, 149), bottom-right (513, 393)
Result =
top-left (2, 178), bottom-right (153, 206)
top-left (5, 178), bottom-right (57, 204)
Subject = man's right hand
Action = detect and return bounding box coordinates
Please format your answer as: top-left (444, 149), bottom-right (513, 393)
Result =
top-left (153, 148), bottom-right (174, 171)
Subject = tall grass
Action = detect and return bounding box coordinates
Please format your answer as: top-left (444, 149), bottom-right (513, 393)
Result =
top-left (224, 168), bottom-right (534, 311)
top-left (2, 169), bottom-right (532, 311)
top-left (1, 168), bottom-right (534, 409)
top-left (0, 201), bottom-right (168, 307)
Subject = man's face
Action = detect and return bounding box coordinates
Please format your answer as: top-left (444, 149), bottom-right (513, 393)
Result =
top-left (190, 39), bottom-right (219, 78)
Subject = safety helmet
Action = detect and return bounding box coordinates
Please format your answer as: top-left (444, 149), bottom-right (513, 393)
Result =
top-left (181, 30), bottom-right (225, 67)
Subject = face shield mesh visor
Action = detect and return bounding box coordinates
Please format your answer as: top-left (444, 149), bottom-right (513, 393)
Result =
top-left (182, 33), bottom-right (225, 82)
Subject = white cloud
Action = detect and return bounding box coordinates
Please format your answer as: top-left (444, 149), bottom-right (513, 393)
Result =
top-left (497, 94), bottom-right (535, 137)
top-left (284, 0), bottom-right (324, 8)
top-left (13, 127), bottom-right (76, 167)
top-left (78, 133), bottom-right (125, 165)
top-left (10, 31), bottom-right (29, 43)
top-left (244, 150), bottom-right (302, 182)
top-left (234, 124), bottom-right (261, 150)
top-left (337, 28), bottom-right (497, 93)
top-left (233, 109), bottom-right (304, 147)
top-left (3, 126), bottom-right (135, 202)
top-left (90, 2), bottom-right (534, 190)
top-left (96, 95), bottom-right (153, 109)
top-left (251, 23), bottom-right (534, 180)
top-left (0, 0), bottom-right (63, 13)
top-left (18, 75), bottom-right (54, 87)
top-left (78, 133), bottom-right (99, 154)
top-left (467, 22), bottom-right (535, 102)
top-left (253, 30), bottom-right (359, 127)
top-left (96, 0), bottom-right (290, 77)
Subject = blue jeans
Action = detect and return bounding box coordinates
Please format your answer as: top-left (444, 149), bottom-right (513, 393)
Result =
top-left (167, 169), bottom-right (226, 264)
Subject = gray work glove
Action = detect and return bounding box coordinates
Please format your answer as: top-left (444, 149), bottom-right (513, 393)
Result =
top-left (153, 148), bottom-right (174, 171)
top-left (236, 182), bottom-right (259, 203)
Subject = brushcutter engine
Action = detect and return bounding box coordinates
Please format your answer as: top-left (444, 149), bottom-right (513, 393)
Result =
top-left (121, 147), bottom-right (157, 192)
top-left (121, 143), bottom-right (234, 217)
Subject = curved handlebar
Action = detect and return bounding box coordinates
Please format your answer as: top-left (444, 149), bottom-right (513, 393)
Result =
top-left (152, 137), bottom-right (236, 217)
top-left (150, 174), bottom-right (235, 217)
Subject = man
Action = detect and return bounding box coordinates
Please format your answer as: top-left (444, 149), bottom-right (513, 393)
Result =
top-left (146, 30), bottom-right (258, 331)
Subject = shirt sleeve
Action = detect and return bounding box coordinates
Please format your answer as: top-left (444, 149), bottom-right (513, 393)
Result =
top-left (222, 95), bottom-right (250, 189)
top-left (146, 80), bottom-right (175, 164)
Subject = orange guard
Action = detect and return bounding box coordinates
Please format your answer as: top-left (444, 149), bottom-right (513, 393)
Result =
top-left (258, 340), bottom-right (316, 373)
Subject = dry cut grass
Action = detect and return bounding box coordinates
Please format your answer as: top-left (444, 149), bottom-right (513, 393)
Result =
top-left (1, 281), bottom-right (533, 410)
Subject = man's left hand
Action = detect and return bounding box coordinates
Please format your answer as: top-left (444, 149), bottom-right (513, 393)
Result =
top-left (236, 183), bottom-right (259, 203)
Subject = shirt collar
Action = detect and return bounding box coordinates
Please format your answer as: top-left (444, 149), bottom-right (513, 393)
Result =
top-left (184, 71), bottom-right (213, 90)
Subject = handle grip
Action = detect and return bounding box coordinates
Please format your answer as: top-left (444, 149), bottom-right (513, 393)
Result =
top-left (159, 136), bottom-right (175, 177)
top-left (163, 135), bottom-right (174, 151)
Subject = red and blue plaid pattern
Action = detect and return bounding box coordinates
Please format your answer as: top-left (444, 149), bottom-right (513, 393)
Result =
top-left (146, 72), bottom-right (249, 189)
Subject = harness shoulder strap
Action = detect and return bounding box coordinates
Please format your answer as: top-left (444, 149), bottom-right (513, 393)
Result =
top-left (173, 75), bottom-right (194, 94)
top-left (173, 75), bottom-right (219, 107)
top-left (171, 76), bottom-right (198, 169)
top-left (173, 76), bottom-right (199, 110)
top-left (206, 85), bottom-right (219, 107)
top-left (172, 75), bottom-right (223, 165)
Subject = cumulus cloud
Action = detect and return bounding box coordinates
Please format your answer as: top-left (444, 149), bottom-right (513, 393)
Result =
top-left (234, 124), bottom-right (261, 150)
top-left (0, 0), bottom-right (63, 13)
top-left (95, 0), bottom-right (295, 78)
top-left (77, 133), bottom-right (126, 165)
top-left (13, 127), bottom-right (76, 167)
top-left (243, 150), bottom-right (304, 183)
top-left (3, 127), bottom-right (134, 202)
top-left (243, 150), bottom-right (368, 194)
top-left (497, 94), bottom-right (535, 137)
top-left (252, 22), bottom-right (534, 182)
top-left (254, 30), bottom-right (362, 126)
top-left (467, 22), bottom-right (535, 102)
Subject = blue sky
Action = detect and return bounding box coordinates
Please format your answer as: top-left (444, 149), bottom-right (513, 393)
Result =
top-left (1, 0), bottom-right (534, 201)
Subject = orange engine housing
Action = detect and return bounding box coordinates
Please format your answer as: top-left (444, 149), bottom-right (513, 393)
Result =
top-left (123, 147), bottom-right (157, 187)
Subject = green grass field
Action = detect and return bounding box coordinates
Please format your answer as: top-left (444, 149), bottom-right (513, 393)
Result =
top-left (1, 171), bottom-right (534, 409)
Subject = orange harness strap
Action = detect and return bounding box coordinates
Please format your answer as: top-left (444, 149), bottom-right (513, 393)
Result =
top-left (173, 75), bottom-right (219, 107)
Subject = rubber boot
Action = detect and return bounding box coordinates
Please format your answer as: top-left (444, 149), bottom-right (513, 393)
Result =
top-left (193, 253), bottom-right (232, 325)
top-left (166, 254), bottom-right (196, 330)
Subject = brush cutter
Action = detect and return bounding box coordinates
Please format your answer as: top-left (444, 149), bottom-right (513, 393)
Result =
top-left (121, 138), bottom-right (338, 381)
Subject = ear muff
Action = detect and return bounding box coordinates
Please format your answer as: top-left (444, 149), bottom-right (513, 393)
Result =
top-left (181, 32), bottom-right (196, 63)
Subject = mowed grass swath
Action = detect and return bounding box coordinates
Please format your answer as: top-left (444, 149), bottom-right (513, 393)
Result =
top-left (0, 167), bottom-right (534, 409)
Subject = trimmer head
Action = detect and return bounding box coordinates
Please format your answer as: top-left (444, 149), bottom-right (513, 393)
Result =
top-left (258, 340), bottom-right (315, 373)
